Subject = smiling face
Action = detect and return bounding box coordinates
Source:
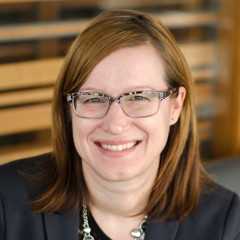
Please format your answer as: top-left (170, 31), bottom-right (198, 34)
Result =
top-left (71, 44), bottom-right (182, 183)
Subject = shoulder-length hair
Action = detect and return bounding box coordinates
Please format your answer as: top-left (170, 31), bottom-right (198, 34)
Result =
top-left (30, 9), bottom-right (212, 221)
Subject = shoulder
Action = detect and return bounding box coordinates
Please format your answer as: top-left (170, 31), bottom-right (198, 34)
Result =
top-left (199, 184), bottom-right (239, 211)
top-left (178, 185), bottom-right (240, 239)
top-left (0, 153), bottom-right (52, 179)
top-left (0, 153), bottom-right (53, 201)
top-left (0, 153), bottom-right (54, 239)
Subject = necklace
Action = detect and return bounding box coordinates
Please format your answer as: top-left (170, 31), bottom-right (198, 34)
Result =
top-left (130, 215), bottom-right (148, 240)
top-left (81, 202), bottom-right (95, 240)
top-left (80, 202), bottom-right (147, 240)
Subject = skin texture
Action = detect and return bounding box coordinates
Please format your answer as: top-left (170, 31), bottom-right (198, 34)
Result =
top-left (71, 44), bottom-right (185, 239)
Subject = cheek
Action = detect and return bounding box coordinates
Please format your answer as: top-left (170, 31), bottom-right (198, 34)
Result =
top-left (72, 118), bottom-right (83, 157)
top-left (72, 117), bottom-right (82, 142)
top-left (71, 116), bottom-right (94, 155)
top-left (136, 114), bottom-right (171, 142)
top-left (140, 108), bottom-right (172, 148)
top-left (150, 118), bottom-right (170, 142)
top-left (72, 115), bottom-right (95, 137)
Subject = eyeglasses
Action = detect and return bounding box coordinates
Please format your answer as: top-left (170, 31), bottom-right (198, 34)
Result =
top-left (66, 89), bottom-right (177, 119)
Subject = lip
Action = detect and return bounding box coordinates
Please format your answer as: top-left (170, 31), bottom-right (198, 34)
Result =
top-left (94, 140), bottom-right (140, 153)
top-left (100, 141), bottom-right (138, 151)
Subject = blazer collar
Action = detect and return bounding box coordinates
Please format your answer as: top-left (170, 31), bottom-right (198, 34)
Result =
top-left (145, 220), bottom-right (179, 240)
top-left (43, 212), bottom-right (179, 240)
top-left (44, 212), bottom-right (79, 240)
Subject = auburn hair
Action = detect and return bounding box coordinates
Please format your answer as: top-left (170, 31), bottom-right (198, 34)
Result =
top-left (30, 9), bottom-right (212, 221)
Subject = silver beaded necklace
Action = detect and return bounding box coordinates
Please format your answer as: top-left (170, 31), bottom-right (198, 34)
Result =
top-left (82, 202), bottom-right (95, 240)
top-left (81, 202), bottom-right (147, 240)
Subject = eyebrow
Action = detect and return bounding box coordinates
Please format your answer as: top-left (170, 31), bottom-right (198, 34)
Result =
top-left (79, 85), bottom-right (158, 93)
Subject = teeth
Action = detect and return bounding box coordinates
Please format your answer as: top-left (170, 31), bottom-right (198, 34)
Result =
top-left (100, 142), bottom-right (137, 151)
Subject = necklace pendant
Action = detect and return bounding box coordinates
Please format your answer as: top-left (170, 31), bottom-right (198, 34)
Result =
top-left (83, 236), bottom-right (95, 240)
top-left (131, 229), bottom-right (142, 238)
top-left (83, 226), bottom-right (91, 234)
top-left (131, 215), bottom-right (147, 239)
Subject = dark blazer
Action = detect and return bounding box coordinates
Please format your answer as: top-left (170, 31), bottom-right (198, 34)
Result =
top-left (1, 154), bottom-right (240, 240)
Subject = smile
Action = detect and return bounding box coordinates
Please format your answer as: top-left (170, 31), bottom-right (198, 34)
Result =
top-left (99, 141), bottom-right (138, 151)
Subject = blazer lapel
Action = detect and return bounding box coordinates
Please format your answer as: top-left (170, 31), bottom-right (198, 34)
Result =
top-left (43, 211), bottom-right (178, 240)
top-left (145, 220), bottom-right (179, 240)
top-left (44, 212), bottom-right (79, 240)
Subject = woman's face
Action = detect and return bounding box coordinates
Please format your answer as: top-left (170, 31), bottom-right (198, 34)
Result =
top-left (72, 44), bottom-right (183, 183)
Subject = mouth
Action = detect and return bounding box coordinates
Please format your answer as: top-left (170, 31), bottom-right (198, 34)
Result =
top-left (97, 141), bottom-right (139, 151)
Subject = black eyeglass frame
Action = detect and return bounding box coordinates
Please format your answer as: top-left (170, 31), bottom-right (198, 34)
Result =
top-left (66, 88), bottom-right (178, 119)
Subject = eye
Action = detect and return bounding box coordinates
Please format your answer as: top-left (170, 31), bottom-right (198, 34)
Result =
top-left (127, 94), bottom-right (153, 102)
top-left (131, 95), bottom-right (148, 101)
top-left (78, 94), bottom-right (109, 105)
top-left (81, 96), bottom-right (106, 104)
top-left (84, 97), bottom-right (101, 103)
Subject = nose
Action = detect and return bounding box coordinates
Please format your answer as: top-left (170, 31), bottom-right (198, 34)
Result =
top-left (101, 101), bottom-right (131, 135)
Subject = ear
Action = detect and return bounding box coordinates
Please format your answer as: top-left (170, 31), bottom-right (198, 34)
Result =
top-left (170, 86), bottom-right (186, 125)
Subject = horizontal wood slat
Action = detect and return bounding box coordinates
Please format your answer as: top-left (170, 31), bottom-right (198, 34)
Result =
top-left (0, 12), bottom-right (218, 42)
top-left (0, 142), bottom-right (52, 165)
top-left (191, 68), bottom-right (215, 80)
top-left (180, 42), bottom-right (216, 68)
top-left (0, 58), bottom-right (63, 90)
top-left (0, 0), bottom-right (63, 3)
top-left (0, 103), bottom-right (51, 135)
top-left (156, 11), bottom-right (218, 28)
top-left (0, 20), bottom-right (88, 42)
top-left (0, 87), bottom-right (53, 107)
top-left (0, 43), bottom-right (35, 59)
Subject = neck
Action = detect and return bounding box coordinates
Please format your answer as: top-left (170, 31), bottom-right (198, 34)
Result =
top-left (85, 169), bottom-right (156, 217)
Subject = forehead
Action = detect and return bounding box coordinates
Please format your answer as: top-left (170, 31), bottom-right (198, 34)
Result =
top-left (80, 44), bottom-right (167, 93)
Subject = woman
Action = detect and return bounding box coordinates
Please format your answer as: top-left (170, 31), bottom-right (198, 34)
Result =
top-left (0, 9), bottom-right (240, 240)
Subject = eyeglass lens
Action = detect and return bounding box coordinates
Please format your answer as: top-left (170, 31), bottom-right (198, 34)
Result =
top-left (73, 92), bottom-right (160, 118)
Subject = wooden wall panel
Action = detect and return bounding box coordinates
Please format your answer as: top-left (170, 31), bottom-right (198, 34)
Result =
top-left (214, 0), bottom-right (240, 157)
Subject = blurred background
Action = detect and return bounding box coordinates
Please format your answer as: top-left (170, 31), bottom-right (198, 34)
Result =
top-left (0, 0), bottom-right (239, 167)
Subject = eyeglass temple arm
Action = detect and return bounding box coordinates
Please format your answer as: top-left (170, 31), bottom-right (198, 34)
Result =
top-left (66, 94), bottom-right (74, 102)
top-left (158, 88), bottom-right (178, 100)
top-left (171, 88), bottom-right (179, 96)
